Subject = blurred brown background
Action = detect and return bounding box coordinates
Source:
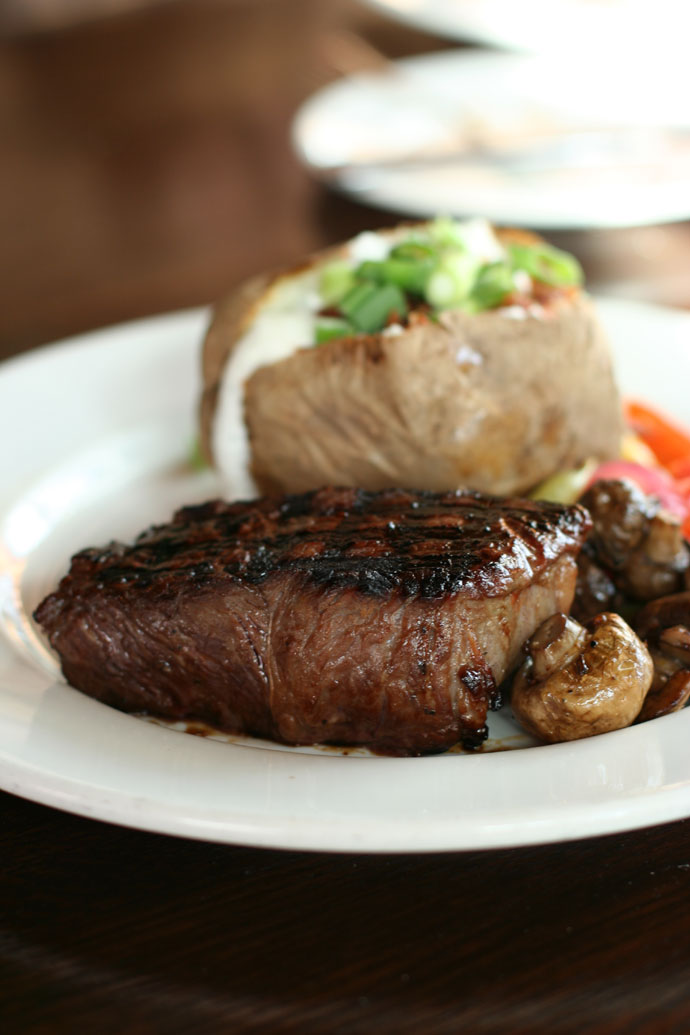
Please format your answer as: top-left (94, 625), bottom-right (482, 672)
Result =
top-left (1, 0), bottom-right (689, 359)
top-left (0, 0), bottom-right (441, 354)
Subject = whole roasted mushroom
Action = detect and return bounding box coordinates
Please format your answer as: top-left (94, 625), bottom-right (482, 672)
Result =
top-left (635, 591), bottom-right (690, 721)
top-left (511, 611), bottom-right (653, 743)
top-left (624, 513), bottom-right (690, 601)
top-left (577, 479), bottom-right (689, 607)
top-left (579, 479), bottom-right (655, 570)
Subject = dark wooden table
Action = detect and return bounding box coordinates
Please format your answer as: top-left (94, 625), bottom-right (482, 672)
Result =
top-left (2, 2), bottom-right (690, 1031)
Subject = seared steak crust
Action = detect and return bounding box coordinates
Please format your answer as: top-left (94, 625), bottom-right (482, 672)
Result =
top-left (34, 487), bottom-right (591, 754)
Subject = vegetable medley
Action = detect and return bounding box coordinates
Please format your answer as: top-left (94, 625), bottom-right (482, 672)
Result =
top-left (619, 400), bottom-right (690, 540)
top-left (534, 399), bottom-right (690, 541)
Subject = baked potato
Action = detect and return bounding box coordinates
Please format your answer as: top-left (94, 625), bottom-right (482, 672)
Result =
top-left (200, 219), bottom-right (622, 499)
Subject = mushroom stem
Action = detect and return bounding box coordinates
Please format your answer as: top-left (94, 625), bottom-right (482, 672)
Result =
top-left (529, 613), bottom-right (586, 682)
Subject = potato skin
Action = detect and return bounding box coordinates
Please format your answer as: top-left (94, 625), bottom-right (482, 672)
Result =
top-left (201, 231), bottom-right (622, 497)
top-left (246, 294), bottom-right (620, 497)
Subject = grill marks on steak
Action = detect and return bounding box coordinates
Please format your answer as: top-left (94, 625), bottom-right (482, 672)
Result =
top-left (76, 487), bottom-right (587, 598)
top-left (34, 487), bottom-right (591, 755)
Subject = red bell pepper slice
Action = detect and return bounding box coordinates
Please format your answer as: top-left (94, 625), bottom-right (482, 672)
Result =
top-left (624, 399), bottom-right (690, 469)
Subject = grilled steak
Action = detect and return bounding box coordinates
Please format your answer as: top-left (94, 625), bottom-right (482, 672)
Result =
top-left (34, 487), bottom-right (591, 755)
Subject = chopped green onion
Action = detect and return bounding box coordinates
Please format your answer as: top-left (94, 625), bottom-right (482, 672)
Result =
top-left (354, 260), bottom-right (386, 283)
top-left (425, 252), bottom-right (479, 308)
top-left (319, 260), bottom-right (356, 306)
top-left (356, 256), bottom-right (433, 295)
top-left (315, 223), bottom-right (583, 343)
top-left (341, 281), bottom-right (408, 333)
top-left (425, 216), bottom-right (467, 250)
top-left (340, 280), bottom-right (378, 316)
top-left (315, 317), bottom-right (355, 344)
top-left (467, 261), bottom-right (515, 311)
top-left (426, 270), bottom-right (462, 309)
top-left (508, 242), bottom-right (583, 287)
top-left (389, 240), bottom-right (436, 263)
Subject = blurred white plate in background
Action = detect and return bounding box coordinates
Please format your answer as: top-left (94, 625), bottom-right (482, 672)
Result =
top-left (293, 50), bottom-right (690, 229)
top-left (361, 0), bottom-right (689, 56)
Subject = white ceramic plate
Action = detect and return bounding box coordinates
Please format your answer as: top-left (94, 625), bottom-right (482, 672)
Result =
top-left (1, 301), bottom-right (690, 853)
top-left (361, 0), bottom-right (689, 57)
top-left (292, 50), bottom-right (690, 229)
